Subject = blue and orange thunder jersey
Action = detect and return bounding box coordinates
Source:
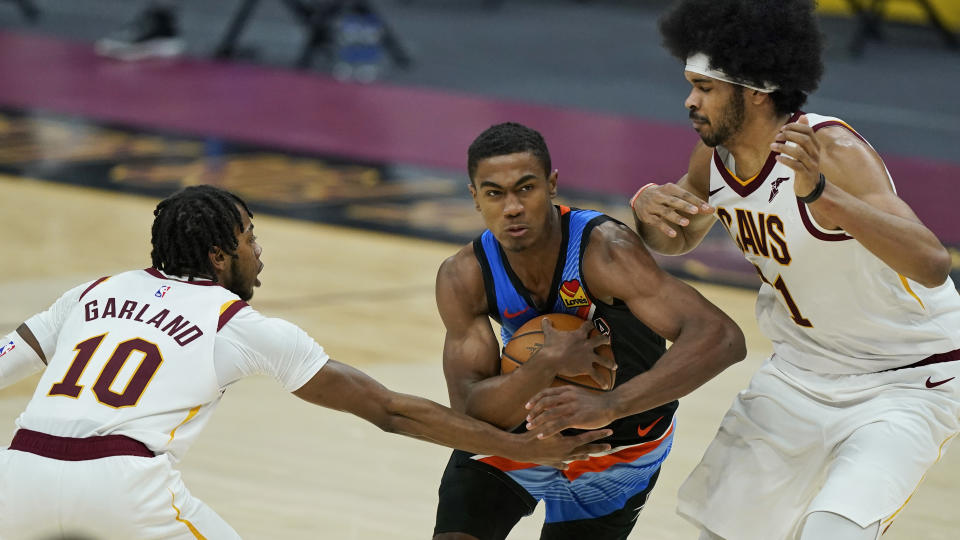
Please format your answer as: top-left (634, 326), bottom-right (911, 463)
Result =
top-left (477, 206), bottom-right (601, 344)
top-left (472, 206), bottom-right (677, 447)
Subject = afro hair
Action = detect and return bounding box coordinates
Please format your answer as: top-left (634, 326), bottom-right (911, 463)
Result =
top-left (660, 0), bottom-right (824, 115)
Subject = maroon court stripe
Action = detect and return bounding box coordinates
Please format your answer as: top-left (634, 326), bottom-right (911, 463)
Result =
top-left (0, 31), bottom-right (955, 243)
top-left (0, 31), bottom-right (693, 196)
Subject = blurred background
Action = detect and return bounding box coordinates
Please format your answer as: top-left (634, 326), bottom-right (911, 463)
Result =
top-left (0, 1), bottom-right (958, 539)
top-left (0, 0), bottom-right (957, 289)
top-left (1, 0), bottom-right (957, 286)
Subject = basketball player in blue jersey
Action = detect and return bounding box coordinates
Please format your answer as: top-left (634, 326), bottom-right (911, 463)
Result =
top-left (0, 185), bottom-right (616, 539)
top-left (528, 1), bottom-right (960, 539)
top-left (432, 122), bottom-right (745, 540)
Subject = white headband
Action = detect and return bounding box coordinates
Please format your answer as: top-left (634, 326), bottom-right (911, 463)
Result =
top-left (685, 52), bottom-right (779, 94)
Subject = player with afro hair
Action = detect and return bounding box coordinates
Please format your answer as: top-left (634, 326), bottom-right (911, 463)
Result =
top-left (620, 1), bottom-right (960, 540)
top-left (659, 0), bottom-right (823, 117)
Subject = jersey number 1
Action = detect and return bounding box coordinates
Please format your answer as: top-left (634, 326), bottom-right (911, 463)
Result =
top-left (753, 265), bottom-right (813, 328)
top-left (49, 333), bottom-right (163, 408)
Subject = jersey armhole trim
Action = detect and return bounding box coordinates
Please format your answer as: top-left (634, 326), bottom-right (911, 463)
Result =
top-left (78, 276), bottom-right (111, 301)
top-left (217, 300), bottom-right (249, 331)
top-left (578, 214), bottom-right (614, 304)
top-left (473, 236), bottom-right (502, 325)
top-left (795, 197), bottom-right (853, 242)
top-left (811, 120), bottom-right (867, 144)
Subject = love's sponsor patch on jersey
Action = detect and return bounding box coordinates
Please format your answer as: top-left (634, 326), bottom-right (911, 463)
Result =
top-left (560, 279), bottom-right (590, 308)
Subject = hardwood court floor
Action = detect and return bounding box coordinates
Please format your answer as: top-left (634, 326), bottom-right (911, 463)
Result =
top-left (1, 176), bottom-right (957, 539)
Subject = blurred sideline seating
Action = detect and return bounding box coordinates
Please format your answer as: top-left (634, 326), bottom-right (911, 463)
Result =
top-left (819, 0), bottom-right (958, 54)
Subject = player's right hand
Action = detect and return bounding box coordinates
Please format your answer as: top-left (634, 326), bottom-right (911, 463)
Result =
top-left (540, 318), bottom-right (616, 389)
top-left (517, 428), bottom-right (613, 468)
top-left (631, 182), bottom-right (713, 238)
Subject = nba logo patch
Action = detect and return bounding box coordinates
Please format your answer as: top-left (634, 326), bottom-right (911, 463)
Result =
top-left (559, 279), bottom-right (590, 308)
top-left (0, 340), bottom-right (14, 358)
top-left (155, 285), bottom-right (172, 298)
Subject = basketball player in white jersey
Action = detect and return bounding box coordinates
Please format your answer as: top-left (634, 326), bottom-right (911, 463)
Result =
top-left (525, 1), bottom-right (960, 539)
top-left (0, 185), bottom-right (615, 540)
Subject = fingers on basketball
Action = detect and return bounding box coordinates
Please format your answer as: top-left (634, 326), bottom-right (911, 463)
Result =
top-left (501, 313), bottom-right (615, 391)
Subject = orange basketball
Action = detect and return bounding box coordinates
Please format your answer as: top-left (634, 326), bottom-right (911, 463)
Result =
top-left (500, 313), bottom-right (615, 391)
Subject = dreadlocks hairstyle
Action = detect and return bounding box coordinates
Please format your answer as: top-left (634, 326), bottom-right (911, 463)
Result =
top-left (467, 122), bottom-right (552, 183)
top-left (150, 185), bottom-right (253, 280)
top-left (659, 0), bottom-right (824, 116)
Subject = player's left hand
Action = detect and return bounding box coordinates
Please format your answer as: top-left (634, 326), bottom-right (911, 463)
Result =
top-left (524, 386), bottom-right (617, 439)
top-left (771, 115), bottom-right (821, 198)
top-left (517, 428), bottom-right (613, 469)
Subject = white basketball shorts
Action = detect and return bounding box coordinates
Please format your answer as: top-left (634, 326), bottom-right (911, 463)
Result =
top-left (677, 353), bottom-right (960, 540)
top-left (0, 449), bottom-right (241, 539)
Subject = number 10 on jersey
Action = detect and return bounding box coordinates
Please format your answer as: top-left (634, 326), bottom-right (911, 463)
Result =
top-left (49, 333), bottom-right (164, 408)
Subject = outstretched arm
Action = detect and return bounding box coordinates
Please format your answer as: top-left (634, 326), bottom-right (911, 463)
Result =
top-left (774, 116), bottom-right (951, 287)
top-left (0, 324), bottom-right (47, 389)
top-left (2, 281), bottom-right (91, 388)
top-left (291, 359), bottom-right (611, 466)
top-left (526, 223), bottom-right (746, 436)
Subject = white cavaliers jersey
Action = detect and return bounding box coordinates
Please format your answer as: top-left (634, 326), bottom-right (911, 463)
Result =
top-left (17, 268), bottom-right (327, 462)
top-left (708, 112), bottom-right (960, 374)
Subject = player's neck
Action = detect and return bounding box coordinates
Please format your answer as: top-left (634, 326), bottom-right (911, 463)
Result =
top-left (502, 206), bottom-right (563, 297)
top-left (724, 112), bottom-right (793, 179)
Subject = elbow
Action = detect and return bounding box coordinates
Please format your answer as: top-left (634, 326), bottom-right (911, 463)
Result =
top-left (462, 399), bottom-right (483, 422)
top-left (648, 236), bottom-right (691, 256)
top-left (374, 394), bottom-right (406, 434)
top-left (915, 249), bottom-right (953, 289)
top-left (657, 242), bottom-right (692, 256)
top-left (463, 397), bottom-right (513, 430)
top-left (717, 321), bottom-right (747, 369)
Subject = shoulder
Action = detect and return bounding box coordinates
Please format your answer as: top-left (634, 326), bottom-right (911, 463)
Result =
top-left (218, 305), bottom-right (268, 337)
top-left (584, 220), bottom-right (654, 267)
top-left (688, 140), bottom-right (713, 174)
top-left (807, 114), bottom-right (874, 158)
top-left (436, 243), bottom-right (487, 314)
top-left (218, 308), bottom-right (308, 351)
top-left (438, 243), bottom-right (482, 285)
top-left (684, 140), bottom-right (713, 198)
top-left (812, 119), bottom-right (869, 149)
top-left (810, 117), bottom-right (889, 194)
top-left (582, 221), bottom-right (661, 300)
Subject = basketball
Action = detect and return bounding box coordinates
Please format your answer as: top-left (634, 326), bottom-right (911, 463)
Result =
top-left (501, 313), bottom-right (615, 391)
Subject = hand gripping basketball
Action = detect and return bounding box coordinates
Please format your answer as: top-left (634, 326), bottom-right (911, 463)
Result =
top-left (500, 313), bottom-right (616, 391)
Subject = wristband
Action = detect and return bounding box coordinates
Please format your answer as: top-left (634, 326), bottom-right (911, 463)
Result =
top-left (798, 173), bottom-right (826, 204)
top-left (630, 183), bottom-right (657, 210)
